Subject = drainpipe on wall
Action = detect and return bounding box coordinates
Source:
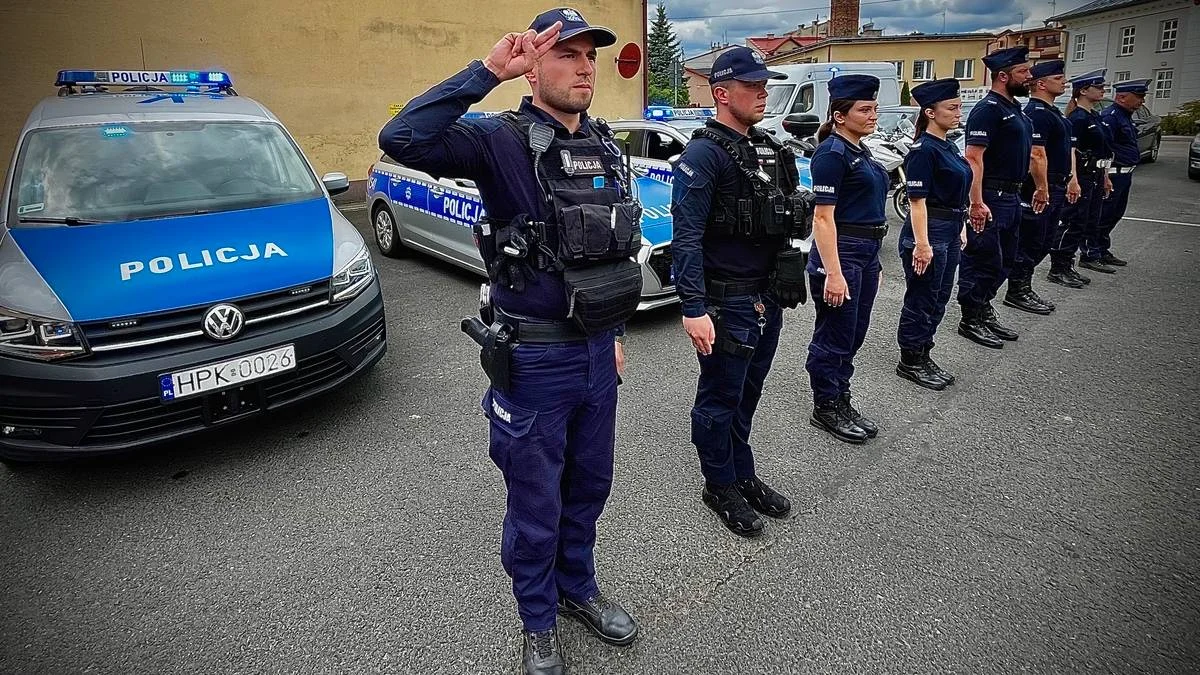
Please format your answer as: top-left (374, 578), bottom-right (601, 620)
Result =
top-left (642, 0), bottom-right (648, 108)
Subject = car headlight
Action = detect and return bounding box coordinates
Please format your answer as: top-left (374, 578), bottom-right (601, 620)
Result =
top-left (330, 246), bottom-right (375, 302)
top-left (0, 308), bottom-right (87, 361)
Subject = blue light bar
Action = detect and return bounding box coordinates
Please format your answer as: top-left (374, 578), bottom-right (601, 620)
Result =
top-left (55, 70), bottom-right (232, 88)
top-left (643, 106), bottom-right (715, 121)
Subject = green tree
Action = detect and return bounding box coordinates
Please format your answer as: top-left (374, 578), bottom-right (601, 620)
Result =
top-left (647, 3), bottom-right (689, 106)
top-left (900, 81), bottom-right (911, 106)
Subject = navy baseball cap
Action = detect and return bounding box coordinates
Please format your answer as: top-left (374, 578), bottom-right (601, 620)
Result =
top-left (709, 47), bottom-right (785, 84)
top-left (529, 7), bottom-right (617, 48)
top-left (828, 74), bottom-right (879, 101)
top-left (982, 46), bottom-right (1029, 73)
top-left (1030, 60), bottom-right (1065, 79)
top-left (1069, 69), bottom-right (1106, 89)
top-left (1114, 78), bottom-right (1150, 95)
top-left (911, 78), bottom-right (960, 108)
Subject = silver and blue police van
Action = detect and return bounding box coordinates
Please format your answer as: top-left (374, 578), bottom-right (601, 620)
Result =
top-left (0, 70), bottom-right (386, 463)
top-left (366, 107), bottom-right (813, 311)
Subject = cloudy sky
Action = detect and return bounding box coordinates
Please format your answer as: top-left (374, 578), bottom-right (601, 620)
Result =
top-left (653, 0), bottom-right (1095, 57)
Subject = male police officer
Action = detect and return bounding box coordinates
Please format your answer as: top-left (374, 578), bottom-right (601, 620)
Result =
top-left (958, 46), bottom-right (1035, 349)
top-left (1085, 78), bottom-right (1150, 272)
top-left (1004, 59), bottom-right (1080, 315)
top-left (379, 9), bottom-right (639, 674)
top-left (671, 46), bottom-right (810, 537)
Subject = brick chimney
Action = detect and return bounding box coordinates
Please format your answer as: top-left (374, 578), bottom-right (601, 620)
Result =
top-left (829, 0), bottom-right (860, 38)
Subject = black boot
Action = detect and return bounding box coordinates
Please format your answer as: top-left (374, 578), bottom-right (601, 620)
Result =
top-left (1067, 267), bottom-right (1091, 285)
top-left (1079, 258), bottom-right (1116, 274)
top-left (958, 306), bottom-right (1004, 349)
top-left (1100, 253), bottom-right (1127, 266)
top-left (838, 392), bottom-right (878, 438)
top-left (810, 399), bottom-right (868, 444)
top-left (897, 349), bottom-right (947, 391)
top-left (735, 475), bottom-right (791, 518)
top-left (1003, 279), bottom-right (1051, 315)
top-left (1047, 268), bottom-right (1084, 288)
top-left (522, 628), bottom-right (566, 675)
top-left (1026, 281), bottom-right (1055, 311)
top-left (702, 482), bottom-right (765, 537)
top-left (983, 304), bottom-right (1019, 341)
top-left (923, 344), bottom-right (955, 385)
top-left (559, 592), bottom-right (639, 646)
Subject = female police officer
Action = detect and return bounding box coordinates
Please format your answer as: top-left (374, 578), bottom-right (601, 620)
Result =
top-left (806, 74), bottom-right (890, 444)
top-left (896, 78), bottom-right (970, 391)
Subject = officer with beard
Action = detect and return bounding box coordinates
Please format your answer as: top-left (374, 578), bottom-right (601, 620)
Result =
top-left (380, 9), bottom-right (639, 675)
top-left (957, 46), bottom-right (1035, 349)
top-left (671, 46), bottom-right (811, 537)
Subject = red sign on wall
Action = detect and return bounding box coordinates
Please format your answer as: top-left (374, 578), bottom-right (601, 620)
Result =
top-left (616, 43), bottom-right (642, 79)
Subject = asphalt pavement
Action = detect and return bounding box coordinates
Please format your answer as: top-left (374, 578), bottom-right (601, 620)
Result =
top-left (2, 139), bottom-right (1198, 675)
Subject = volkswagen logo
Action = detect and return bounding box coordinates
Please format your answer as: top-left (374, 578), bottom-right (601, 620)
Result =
top-left (202, 304), bottom-right (245, 341)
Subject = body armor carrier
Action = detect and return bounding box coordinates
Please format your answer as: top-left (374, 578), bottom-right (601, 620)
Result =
top-left (691, 124), bottom-right (813, 241)
top-left (475, 112), bottom-right (644, 335)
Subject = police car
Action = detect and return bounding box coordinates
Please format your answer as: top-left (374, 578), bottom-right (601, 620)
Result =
top-left (367, 107), bottom-right (813, 309)
top-left (0, 70), bottom-right (386, 462)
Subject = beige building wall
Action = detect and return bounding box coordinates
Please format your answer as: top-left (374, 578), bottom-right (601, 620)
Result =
top-left (0, 1), bottom-right (646, 182)
top-left (773, 38), bottom-right (992, 88)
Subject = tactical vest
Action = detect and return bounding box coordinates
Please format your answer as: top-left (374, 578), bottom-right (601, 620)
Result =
top-left (691, 123), bottom-right (813, 241)
top-left (491, 112), bottom-right (644, 335)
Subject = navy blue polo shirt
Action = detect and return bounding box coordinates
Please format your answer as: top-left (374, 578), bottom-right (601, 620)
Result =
top-left (1100, 104), bottom-right (1139, 167)
top-left (378, 59), bottom-right (605, 321)
top-left (1069, 106), bottom-right (1112, 162)
top-left (809, 133), bottom-right (889, 225)
top-left (670, 120), bottom-right (784, 318)
top-left (903, 132), bottom-right (970, 209)
top-left (1025, 98), bottom-right (1074, 178)
top-left (965, 90), bottom-right (1034, 182)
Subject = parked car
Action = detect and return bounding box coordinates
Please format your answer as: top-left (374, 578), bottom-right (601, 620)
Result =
top-left (1189, 131), bottom-right (1200, 181)
top-left (1054, 97), bottom-right (1162, 163)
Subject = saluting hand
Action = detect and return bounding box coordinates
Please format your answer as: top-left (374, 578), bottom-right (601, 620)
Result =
top-left (483, 21), bottom-right (562, 82)
top-left (683, 315), bottom-right (715, 356)
top-left (969, 201), bottom-right (991, 233)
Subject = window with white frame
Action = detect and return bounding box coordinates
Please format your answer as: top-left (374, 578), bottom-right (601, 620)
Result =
top-left (954, 59), bottom-right (974, 80)
top-left (1159, 18), bottom-right (1177, 51)
top-left (1154, 69), bottom-right (1173, 100)
top-left (1115, 71), bottom-right (1131, 82)
top-left (889, 61), bottom-right (903, 78)
top-left (913, 60), bottom-right (934, 80)
top-left (1119, 26), bottom-right (1135, 56)
top-left (1073, 33), bottom-right (1086, 61)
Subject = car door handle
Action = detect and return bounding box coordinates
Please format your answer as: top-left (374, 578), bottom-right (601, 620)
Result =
top-left (453, 179), bottom-right (477, 189)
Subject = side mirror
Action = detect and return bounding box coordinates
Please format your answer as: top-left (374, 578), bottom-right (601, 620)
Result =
top-left (322, 172), bottom-right (350, 196)
top-left (782, 113), bottom-right (822, 139)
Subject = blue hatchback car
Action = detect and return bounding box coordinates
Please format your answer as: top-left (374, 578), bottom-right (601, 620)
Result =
top-left (0, 70), bottom-right (387, 462)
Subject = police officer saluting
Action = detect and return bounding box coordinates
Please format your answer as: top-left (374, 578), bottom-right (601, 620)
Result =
top-left (896, 78), bottom-right (970, 390)
top-left (1086, 78), bottom-right (1150, 272)
top-left (807, 74), bottom-right (890, 443)
top-left (958, 46), bottom-right (1034, 349)
top-left (1004, 59), bottom-right (1081, 315)
top-left (379, 9), bottom-right (639, 674)
top-left (1049, 69), bottom-right (1113, 288)
top-left (671, 46), bottom-right (811, 537)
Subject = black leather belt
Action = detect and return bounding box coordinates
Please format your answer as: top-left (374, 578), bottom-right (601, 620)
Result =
top-left (1048, 173), bottom-right (1073, 186)
top-left (707, 278), bottom-right (770, 300)
top-left (837, 224), bottom-right (888, 240)
top-left (495, 308), bottom-right (587, 343)
top-left (983, 178), bottom-right (1024, 194)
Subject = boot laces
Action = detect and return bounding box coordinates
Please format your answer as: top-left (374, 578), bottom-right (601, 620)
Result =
top-left (530, 630), bottom-right (557, 659)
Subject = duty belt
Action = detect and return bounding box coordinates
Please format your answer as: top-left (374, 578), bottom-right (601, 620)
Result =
top-left (1108, 165), bottom-right (1136, 174)
top-left (837, 223), bottom-right (889, 240)
top-left (1048, 173), bottom-right (1073, 186)
top-left (494, 308), bottom-right (588, 343)
top-left (926, 206), bottom-right (967, 222)
top-left (707, 277), bottom-right (770, 300)
top-left (982, 178), bottom-right (1024, 194)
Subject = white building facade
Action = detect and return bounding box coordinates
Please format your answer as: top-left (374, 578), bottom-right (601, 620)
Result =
top-left (1050, 0), bottom-right (1200, 114)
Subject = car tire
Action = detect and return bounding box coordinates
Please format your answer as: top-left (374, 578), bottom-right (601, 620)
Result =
top-left (1189, 166), bottom-right (1200, 181)
top-left (372, 202), bottom-right (404, 258)
top-left (1144, 135), bottom-right (1160, 163)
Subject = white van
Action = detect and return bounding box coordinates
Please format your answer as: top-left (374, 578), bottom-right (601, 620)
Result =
top-left (760, 62), bottom-right (902, 138)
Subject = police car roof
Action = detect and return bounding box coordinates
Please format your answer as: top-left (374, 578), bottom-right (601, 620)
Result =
top-left (22, 91), bottom-right (279, 132)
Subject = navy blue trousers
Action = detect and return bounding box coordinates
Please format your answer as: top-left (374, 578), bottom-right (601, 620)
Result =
top-left (1051, 172), bottom-right (1104, 270)
top-left (898, 215), bottom-right (962, 352)
top-left (807, 236), bottom-right (882, 405)
top-left (482, 332), bottom-right (617, 631)
top-left (1085, 171), bottom-right (1132, 261)
top-left (958, 190), bottom-right (1020, 310)
top-left (691, 292), bottom-right (782, 486)
top-left (1011, 184), bottom-right (1066, 281)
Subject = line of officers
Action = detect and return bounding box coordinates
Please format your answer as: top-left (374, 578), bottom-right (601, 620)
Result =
top-left (670, 45), bottom-right (1150, 538)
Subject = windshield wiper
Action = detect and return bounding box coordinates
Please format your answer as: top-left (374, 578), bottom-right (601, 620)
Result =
top-left (139, 209), bottom-right (212, 220)
top-left (18, 216), bottom-right (111, 225)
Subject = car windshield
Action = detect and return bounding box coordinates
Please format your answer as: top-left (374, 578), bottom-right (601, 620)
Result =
top-left (764, 84), bottom-right (796, 116)
top-left (10, 121), bottom-right (323, 225)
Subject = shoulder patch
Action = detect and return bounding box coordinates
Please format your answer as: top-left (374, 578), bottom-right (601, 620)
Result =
top-left (677, 162), bottom-right (695, 177)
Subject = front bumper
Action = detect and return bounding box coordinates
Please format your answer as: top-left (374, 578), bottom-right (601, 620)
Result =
top-left (0, 278), bottom-right (387, 460)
